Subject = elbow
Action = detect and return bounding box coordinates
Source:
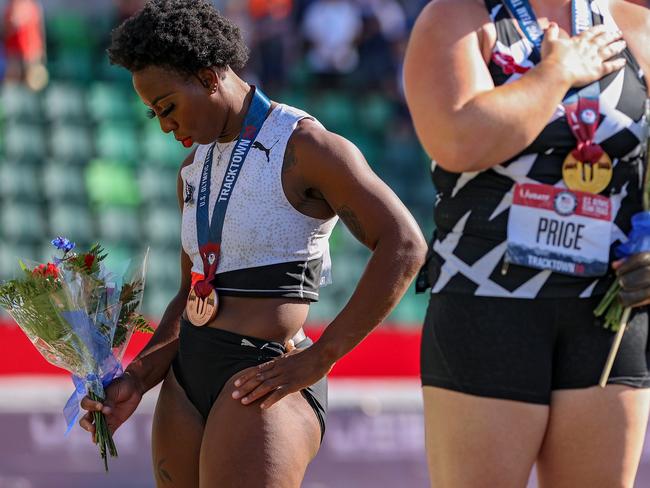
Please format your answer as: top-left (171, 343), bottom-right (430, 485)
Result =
top-left (397, 229), bottom-right (428, 277)
top-left (428, 141), bottom-right (485, 173)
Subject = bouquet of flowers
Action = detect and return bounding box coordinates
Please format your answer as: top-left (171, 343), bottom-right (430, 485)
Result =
top-left (0, 237), bottom-right (153, 471)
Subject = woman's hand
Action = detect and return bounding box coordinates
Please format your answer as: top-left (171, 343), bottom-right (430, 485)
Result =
top-left (542, 23), bottom-right (627, 87)
top-left (614, 252), bottom-right (650, 308)
top-left (231, 345), bottom-right (334, 409)
top-left (79, 372), bottom-right (143, 441)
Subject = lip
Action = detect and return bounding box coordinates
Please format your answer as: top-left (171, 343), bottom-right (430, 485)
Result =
top-left (176, 136), bottom-right (193, 147)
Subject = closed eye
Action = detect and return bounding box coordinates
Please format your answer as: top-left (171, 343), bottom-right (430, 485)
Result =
top-left (146, 104), bottom-right (175, 119)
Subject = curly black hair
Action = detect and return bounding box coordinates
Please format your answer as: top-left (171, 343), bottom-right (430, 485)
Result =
top-left (108, 0), bottom-right (249, 75)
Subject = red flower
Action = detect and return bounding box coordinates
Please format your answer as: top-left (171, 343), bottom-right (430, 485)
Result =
top-left (32, 263), bottom-right (59, 279)
top-left (84, 254), bottom-right (96, 270)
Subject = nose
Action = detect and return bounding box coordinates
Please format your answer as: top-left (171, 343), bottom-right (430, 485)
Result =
top-left (159, 117), bottom-right (178, 134)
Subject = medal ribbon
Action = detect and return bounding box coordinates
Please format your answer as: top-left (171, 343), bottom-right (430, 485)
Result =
top-left (502, 0), bottom-right (604, 164)
top-left (194, 87), bottom-right (271, 298)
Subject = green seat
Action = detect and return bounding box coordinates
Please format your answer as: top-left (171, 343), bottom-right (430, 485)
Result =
top-left (0, 163), bottom-right (41, 201)
top-left (95, 122), bottom-right (140, 162)
top-left (1, 203), bottom-right (46, 243)
top-left (46, 12), bottom-right (93, 52)
top-left (146, 249), bottom-right (180, 287)
top-left (142, 206), bottom-right (181, 247)
top-left (139, 166), bottom-right (178, 204)
top-left (97, 207), bottom-right (141, 245)
top-left (0, 84), bottom-right (41, 122)
top-left (3, 123), bottom-right (46, 163)
top-left (87, 83), bottom-right (133, 122)
top-left (48, 50), bottom-right (94, 84)
top-left (42, 162), bottom-right (87, 202)
top-left (47, 203), bottom-right (94, 248)
top-left (308, 92), bottom-right (356, 135)
top-left (86, 160), bottom-right (141, 207)
top-left (43, 83), bottom-right (86, 123)
top-left (142, 283), bottom-right (177, 318)
top-left (97, 242), bottom-right (136, 278)
top-left (357, 95), bottom-right (395, 135)
top-left (142, 126), bottom-right (192, 166)
top-left (49, 124), bottom-right (93, 165)
top-left (388, 289), bottom-right (428, 325)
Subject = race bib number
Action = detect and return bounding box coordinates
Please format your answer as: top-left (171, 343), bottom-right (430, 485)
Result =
top-left (505, 183), bottom-right (612, 277)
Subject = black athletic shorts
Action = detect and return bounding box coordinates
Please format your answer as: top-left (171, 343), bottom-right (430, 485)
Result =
top-left (421, 293), bottom-right (650, 404)
top-left (172, 318), bottom-right (327, 438)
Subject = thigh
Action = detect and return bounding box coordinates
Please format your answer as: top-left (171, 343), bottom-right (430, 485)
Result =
top-left (151, 368), bottom-right (205, 488)
top-left (199, 373), bottom-right (322, 488)
top-left (537, 385), bottom-right (650, 488)
top-left (423, 386), bottom-right (548, 488)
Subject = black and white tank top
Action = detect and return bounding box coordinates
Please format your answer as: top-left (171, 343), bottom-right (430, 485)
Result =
top-left (180, 104), bottom-right (338, 301)
top-left (424, 0), bottom-right (648, 298)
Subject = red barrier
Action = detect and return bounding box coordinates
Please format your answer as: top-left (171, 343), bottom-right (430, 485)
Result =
top-left (0, 321), bottom-right (421, 378)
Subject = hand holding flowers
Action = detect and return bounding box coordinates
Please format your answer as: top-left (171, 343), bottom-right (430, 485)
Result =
top-left (0, 237), bottom-right (151, 471)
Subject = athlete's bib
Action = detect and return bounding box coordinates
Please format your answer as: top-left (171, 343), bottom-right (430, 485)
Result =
top-left (505, 183), bottom-right (612, 277)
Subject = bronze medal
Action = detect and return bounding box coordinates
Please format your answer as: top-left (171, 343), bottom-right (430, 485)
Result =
top-left (562, 151), bottom-right (613, 194)
top-left (185, 287), bottom-right (218, 327)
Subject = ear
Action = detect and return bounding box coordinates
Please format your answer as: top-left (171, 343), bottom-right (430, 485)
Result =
top-left (196, 67), bottom-right (219, 92)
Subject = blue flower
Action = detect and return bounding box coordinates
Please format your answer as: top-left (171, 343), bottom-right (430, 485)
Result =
top-left (51, 236), bottom-right (76, 253)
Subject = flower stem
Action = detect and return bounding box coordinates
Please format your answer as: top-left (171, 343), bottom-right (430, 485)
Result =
top-left (89, 392), bottom-right (118, 471)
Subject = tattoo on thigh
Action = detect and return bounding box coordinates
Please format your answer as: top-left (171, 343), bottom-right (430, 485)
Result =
top-left (156, 458), bottom-right (173, 484)
top-left (337, 205), bottom-right (366, 243)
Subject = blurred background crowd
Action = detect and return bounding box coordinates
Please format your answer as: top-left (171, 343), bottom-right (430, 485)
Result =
top-left (0, 0), bottom-right (435, 325)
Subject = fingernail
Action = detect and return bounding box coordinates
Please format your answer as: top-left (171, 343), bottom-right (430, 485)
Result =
top-left (232, 390), bottom-right (240, 399)
top-left (102, 407), bottom-right (111, 415)
top-left (234, 380), bottom-right (241, 387)
top-left (242, 396), bottom-right (249, 403)
top-left (261, 403), bottom-right (267, 409)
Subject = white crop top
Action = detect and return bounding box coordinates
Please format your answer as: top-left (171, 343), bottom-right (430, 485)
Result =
top-left (180, 103), bottom-right (338, 301)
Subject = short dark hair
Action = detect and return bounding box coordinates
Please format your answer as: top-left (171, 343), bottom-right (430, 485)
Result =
top-left (108, 0), bottom-right (249, 76)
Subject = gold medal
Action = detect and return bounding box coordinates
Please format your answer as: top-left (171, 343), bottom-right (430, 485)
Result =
top-left (562, 151), bottom-right (613, 194)
top-left (185, 287), bottom-right (218, 326)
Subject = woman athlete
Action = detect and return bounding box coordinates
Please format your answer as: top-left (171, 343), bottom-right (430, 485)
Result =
top-left (78, 1), bottom-right (426, 487)
top-left (405, 0), bottom-right (650, 487)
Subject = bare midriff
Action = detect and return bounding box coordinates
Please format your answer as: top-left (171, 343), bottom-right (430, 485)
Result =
top-left (183, 295), bottom-right (311, 344)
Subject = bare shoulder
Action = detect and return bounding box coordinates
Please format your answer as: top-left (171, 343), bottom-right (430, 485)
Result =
top-left (285, 118), bottom-right (363, 174)
top-left (412, 0), bottom-right (490, 35)
top-left (609, 0), bottom-right (650, 81)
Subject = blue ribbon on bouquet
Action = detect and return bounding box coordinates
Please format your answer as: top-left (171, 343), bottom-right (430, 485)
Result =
top-left (615, 211), bottom-right (650, 258)
top-left (60, 309), bottom-right (123, 435)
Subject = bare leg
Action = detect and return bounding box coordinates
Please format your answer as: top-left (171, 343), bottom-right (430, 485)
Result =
top-left (151, 369), bottom-right (205, 488)
top-left (537, 385), bottom-right (650, 488)
top-left (199, 373), bottom-right (321, 488)
top-left (423, 386), bottom-right (549, 488)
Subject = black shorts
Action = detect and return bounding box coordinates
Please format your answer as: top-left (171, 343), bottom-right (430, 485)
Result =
top-left (172, 318), bottom-right (327, 438)
top-left (421, 293), bottom-right (650, 404)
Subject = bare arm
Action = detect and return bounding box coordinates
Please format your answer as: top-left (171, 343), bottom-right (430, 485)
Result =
top-left (231, 121), bottom-right (427, 408)
top-left (294, 122), bottom-right (427, 362)
top-left (403, 0), bottom-right (627, 172)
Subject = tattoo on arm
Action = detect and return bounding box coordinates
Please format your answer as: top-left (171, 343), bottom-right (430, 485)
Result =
top-left (282, 139), bottom-right (298, 173)
top-left (337, 205), bottom-right (367, 243)
top-left (156, 458), bottom-right (173, 484)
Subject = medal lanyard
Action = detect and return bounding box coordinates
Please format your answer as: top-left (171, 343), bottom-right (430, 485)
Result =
top-left (502, 0), bottom-right (604, 164)
top-left (195, 87), bottom-right (271, 293)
